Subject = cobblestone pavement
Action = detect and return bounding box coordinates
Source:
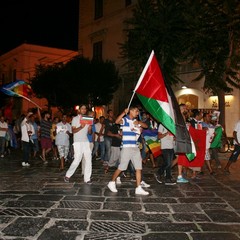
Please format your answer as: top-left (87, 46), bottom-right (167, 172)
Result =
top-left (0, 149), bottom-right (240, 240)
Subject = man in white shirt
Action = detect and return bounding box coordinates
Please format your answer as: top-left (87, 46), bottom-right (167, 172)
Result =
top-left (55, 114), bottom-right (72, 171)
top-left (64, 105), bottom-right (92, 184)
top-left (21, 112), bottom-right (35, 167)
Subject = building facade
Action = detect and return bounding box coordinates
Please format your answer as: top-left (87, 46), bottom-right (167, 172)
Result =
top-left (78, 0), bottom-right (239, 136)
top-left (0, 43), bottom-right (78, 120)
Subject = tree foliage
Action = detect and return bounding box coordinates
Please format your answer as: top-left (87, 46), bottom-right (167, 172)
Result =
top-left (120, 0), bottom-right (240, 127)
top-left (31, 56), bottom-right (120, 111)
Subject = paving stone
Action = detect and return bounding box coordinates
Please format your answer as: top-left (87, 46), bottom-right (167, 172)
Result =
top-left (170, 203), bottom-right (201, 213)
top-left (3, 200), bottom-right (55, 208)
top-left (43, 190), bottom-right (78, 195)
top-left (77, 185), bottom-right (104, 196)
top-left (147, 222), bottom-right (199, 232)
top-left (106, 197), bottom-right (141, 202)
top-left (104, 188), bottom-right (129, 197)
top-left (90, 221), bottom-right (146, 233)
top-left (173, 213), bottom-right (210, 222)
top-left (18, 194), bottom-right (63, 201)
top-left (215, 191), bottom-right (240, 201)
top-left (142, 197), bottom-right (177, 203)
top-left (54, 220), bottom-right (88, 230)
top-left (83, 232), bottom-right (141, 240)
top-left (103, 202), bottom-right (142, 211)
top-left (38, 227), bottom-right (79, 240)
top-left (46, 209), bottom-right (88, 219)
top-left (143, 203), bottom-right (170, 212)
top-left (0, 194), bottom-right (20, 201)
top-left (228, 201), bottom-right (240, 211)
top-left (178, 197), bottom-right (224, 203)
top-left (63, 195), bottom-right (105, 202)
top-left (204, 209), bottom-right (240, 223)
top-left (183, 191), bottom-right (216, 197)
top-left (90, 211), bottom-right (130, 221)
top-left (2, 217), bottom-right (49, 237)
top-left (59, 201), bottom-right (101, 210)
top-left (200, 203), bottom-right (231, 210)
top-left (132, 212), bottom-right (172, 222)
top-left (0, 208), bottom-right (46, 216)
top-left (198, 223), bottom-right (240, 234)
top-left (142, 233), bottom-right (190, 240)
top-left (190, 232), bottom-right (240, 240)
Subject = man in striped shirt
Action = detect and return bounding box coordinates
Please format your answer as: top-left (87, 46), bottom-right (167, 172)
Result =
top-left (107, 106), bottom-right (149, 195)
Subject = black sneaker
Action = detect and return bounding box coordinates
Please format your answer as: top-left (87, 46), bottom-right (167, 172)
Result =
top-left (164, 178), bottom-right (176, 185)
top-left (154, 173), bottom-right (162, 184)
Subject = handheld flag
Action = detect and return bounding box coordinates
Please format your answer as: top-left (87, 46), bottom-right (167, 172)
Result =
top-left (133, 50), bottom-right (194, 158)
top-left (142, 129), bottom-right (161, 158)
top-left (0, 80), bottom-right (41, 109)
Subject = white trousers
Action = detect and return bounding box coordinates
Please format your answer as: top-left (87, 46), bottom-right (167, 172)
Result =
top-left (66, 142), bottom-right (92, 182)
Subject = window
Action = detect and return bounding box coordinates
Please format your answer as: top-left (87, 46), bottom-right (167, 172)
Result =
top-left (95, 0), bottom-right (103, 20)
top-left (93, 41), bottom-right (102, 60)
top-left (125, 0), bottom-right (132, 6)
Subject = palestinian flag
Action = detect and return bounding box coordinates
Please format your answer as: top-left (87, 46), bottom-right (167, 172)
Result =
top-left (134, 50), bottom-right (194, 159)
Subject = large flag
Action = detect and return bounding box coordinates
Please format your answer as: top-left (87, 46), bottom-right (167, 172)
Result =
top-left (134, 50), bottom-right (194, 157)
top-left (142, 129), bottom-right (161, 158)
top-left (0, 80), bottom-right (33, 98)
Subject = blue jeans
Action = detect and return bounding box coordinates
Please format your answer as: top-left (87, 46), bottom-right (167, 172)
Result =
top-left (158, 148), bottom-right (174, 179)
top-left (104, 137), bottom-right (112, 162)
top-left (92, 141), bottom-right (105, 160)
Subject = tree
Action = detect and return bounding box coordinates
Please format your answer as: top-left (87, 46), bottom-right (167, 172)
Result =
top-left (31, 56), bottom-right (120, 112)
top-left (120, 0), bottom-right (240, 129)
top-left (120, 0), bottom-right (190, 85)
top-left (186, 0), bottom-right (240, 128)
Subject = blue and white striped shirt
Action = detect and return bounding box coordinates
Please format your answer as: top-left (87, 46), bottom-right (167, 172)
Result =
top-left (121, 116), bottom-right (141, 148)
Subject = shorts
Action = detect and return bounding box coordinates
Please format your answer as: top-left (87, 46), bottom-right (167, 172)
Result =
top-left (229, 144), bottom-right (240, 162)
top-left (41, 137), bottom-right (52, 150)
top-left (118, 147), bottom-right (142, 171)
top-left (205, 149), bottom-right (211, 161)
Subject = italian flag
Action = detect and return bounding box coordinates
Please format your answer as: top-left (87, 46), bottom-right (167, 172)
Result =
top-left (134, 50), bottom-right (196, 160)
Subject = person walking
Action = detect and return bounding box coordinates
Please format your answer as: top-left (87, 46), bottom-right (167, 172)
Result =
top-left (55, 114), bottom-right (72, 171)
top-left (224, 119), bottom-right (240, 174)
top-left (21, 112), bottom-right (35, 167)
top-left (64, 104), bottom-right (92, 184)
top-left (154, 123), bottom-right (176, 185)
top-left (107, 106), bottom-right (149, 195)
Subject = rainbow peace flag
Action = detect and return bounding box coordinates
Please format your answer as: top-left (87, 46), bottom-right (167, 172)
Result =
top-left (0, 80), bottom-right (33, 98)
top-left (142, 129), bottom-right (161, 158)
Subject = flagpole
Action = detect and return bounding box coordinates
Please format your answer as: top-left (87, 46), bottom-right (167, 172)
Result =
top-left (18, 94), bottom-right (42, 109)
top-left (127, 91), bottom-right (136, 109)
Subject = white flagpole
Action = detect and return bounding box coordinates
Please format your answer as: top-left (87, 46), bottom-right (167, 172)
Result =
top-left (127, 50), bottom-right (155, 109)
top-left (18, 94), bottom-right (42, 109)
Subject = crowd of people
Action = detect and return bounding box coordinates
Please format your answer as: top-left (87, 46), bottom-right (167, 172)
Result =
top-left (0, 103), bottom-right (239, 196)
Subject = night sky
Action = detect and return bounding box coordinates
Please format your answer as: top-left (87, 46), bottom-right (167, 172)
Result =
top-left (0, 0), bottom-right (79, 55)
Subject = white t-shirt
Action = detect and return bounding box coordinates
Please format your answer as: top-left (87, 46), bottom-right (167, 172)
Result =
top-left (55, 121), bottom-right (72, 146)
top-left (234, 120), bottom-right (240, 145)
top-left (0, 121), bottom-right (8, 137)
top-left (94, 122), bottom-right (104, 142)
top-left (158, 124), bottom-right (175, 149)
top-left (71, 115), bottom-right (89, 142)
top-left (21, 118), bottom-right (35, 142)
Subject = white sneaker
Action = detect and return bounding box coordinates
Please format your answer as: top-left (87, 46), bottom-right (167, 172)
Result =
top-left (116, 177), bottom-right (121, 184)
top-left (25, 163), bottom-right (30, 167)
top-left (22, 162), bottom-right (26, 167)
top-left (135, 186), bottom-right (149, 195)
top-left (1, 154), bottom-right (4, 158)
top-left (107, 181), bottom-right (118, 192)
top-left (140, 181), bottom-right (150, 188)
